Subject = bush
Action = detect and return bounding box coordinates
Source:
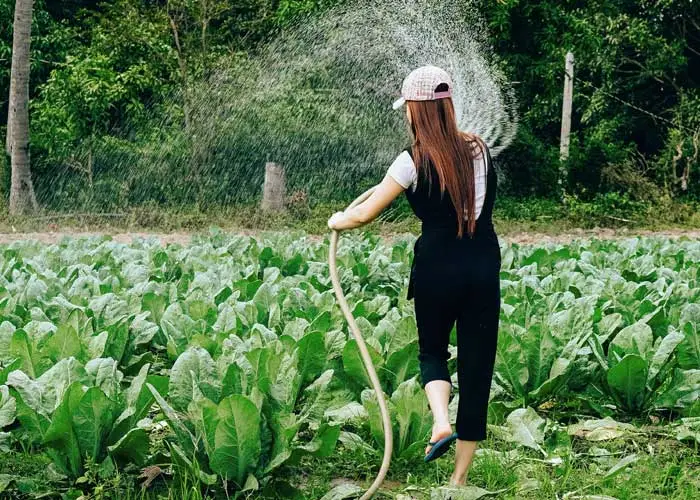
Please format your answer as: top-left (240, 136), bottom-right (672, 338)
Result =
top-left (495, 127), bottom-right (560, 198)
top-left (564, 192), bottom-right (649, 226)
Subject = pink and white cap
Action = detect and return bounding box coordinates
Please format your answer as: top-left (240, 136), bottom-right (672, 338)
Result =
top-left (392, 65), bottom-right (454, 110)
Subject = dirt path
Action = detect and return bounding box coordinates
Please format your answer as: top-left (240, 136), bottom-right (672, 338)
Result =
top-left (0, 228), bottom-right (699, 246)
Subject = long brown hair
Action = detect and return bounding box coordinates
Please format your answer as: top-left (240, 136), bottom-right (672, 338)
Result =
top-left (407, 96), bottom-right (485, 238)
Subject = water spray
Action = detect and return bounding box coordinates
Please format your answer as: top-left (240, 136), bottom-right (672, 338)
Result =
top-left (328, 186), bottom-right (392, 499)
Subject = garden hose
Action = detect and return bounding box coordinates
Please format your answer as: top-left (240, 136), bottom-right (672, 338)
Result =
top-left (328, 186), bottom-right (393, 500)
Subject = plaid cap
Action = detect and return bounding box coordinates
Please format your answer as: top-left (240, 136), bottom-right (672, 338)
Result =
top-left (392, 65), bottom-right (454, 110)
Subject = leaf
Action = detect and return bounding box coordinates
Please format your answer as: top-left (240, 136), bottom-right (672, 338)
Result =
top-left (241, 473), bottom-right (259, 494)
top-left (245, 343), bottom-right (284, 395)
top-left (263, 349), bottom-right (298, 414)
top-left (108, 428), bottom-right (150, 466)
top-left (10, 329), bottom-right (39, 379)
top-left (88, 331), bottom-right (109, 359)
top-left (505, 407), bottom-right (546, 453)
top-left (309, 311), bottom-right (331, 333)
top-left (342, 339), bottom-right (383, 388)
top-left (11, 390), bottom-right (51, 444)
top-left (319, 482), bottom-right (364, 500)
top-left (299, 370), bottom-right (341, 424)
top-left (110, 367), bottom-right (162, 444)
top-left (610, 322), bottom-right (653, 361)
top-left (296, 331), bottom-right (326, 387)
top-left (138, 465), bottom-right (163, 489)
top-left (325, 330), bottom-right (346, 360)
top-left (7, 357), bottom-right (85, 417)
top-left (209, 394), bottom-right (262, 487)
top-left (291, 423), bottom-right (340, 460)
top-left (324, 402), bottom-right (368, 424)
top-left (671, 417), bottom-right (700, 444)
top-left (678, 304), bottom-right (700, 369)
top-left (73, 387), bottom-right (117, 462)
top-left (169, 347), bottom-right (221, 411)
top-left (374, 309), bottom-right (418, 356)
top-left (391, 378), bottom-right (432, 457)
top-left (282, 318), bottom-right (310, 342)
top-left (43, 382), bottom-right (85, 477)
top-left (524, 324), bottom-right (558, 392)
top-left (430, 486), bottom-right (496, 500)
top-left (221, 363), bottom-right (244, 399)
top-left (0, 322), bottom-right (16, 365)
top-left (0, 359), bottom-right (21, 386)
top-left (263, 412), bottom-right (298, 474)
top-left (648, 331), bottom-right (684, 382)
top-left (125, 363), bottom-right (151, 410)
top-left (161, 304), bottom-right (197, 355)
top-left (85, 358), bottom-right (123, 400)
top-left (655, 369), bottom-right (700, 412)
top-left (253, 283), bottom-right (276, 323)
top-left (0, 474), bottom-right (16, 494)
top-left (384, 341), bottom-right (419, 392)
top-left (606, 354), bottom-right (648, 412)
top-left (361, 388), bottom-right (390, 453)
top-left (45, 324), bottom-right (84, 364)
top-left (604, 453), bottom-right (638, 478)
top-left (142, 293), bottom-right (167, 325)
top-left (0, 386), bottom-right (16, 428)
top-left (567, 417), bottom-right (636, 441)
top-left (147, 383), bottom-right (197, 457)
top-left (494, 325), bottom-right (529, 397)
top-left (103, 322), bottom-right (129, 364)
top-left (597, 313), bottom-right (623, 343)
top-left (337, 432), bottom-right (374, 456)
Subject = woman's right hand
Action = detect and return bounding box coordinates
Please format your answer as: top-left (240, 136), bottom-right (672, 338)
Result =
top-left (328, 211), bottom-right (346, 230)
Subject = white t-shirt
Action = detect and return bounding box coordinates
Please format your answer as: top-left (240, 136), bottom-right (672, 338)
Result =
top-left (387, 148), bottom-right (488, 219)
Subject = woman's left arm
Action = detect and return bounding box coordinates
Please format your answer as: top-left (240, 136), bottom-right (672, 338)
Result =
top-left (328, 174), bottom-right (405, 230)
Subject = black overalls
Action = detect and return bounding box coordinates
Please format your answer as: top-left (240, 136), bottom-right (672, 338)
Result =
top-left (404, 142), bottom-right (501, 442)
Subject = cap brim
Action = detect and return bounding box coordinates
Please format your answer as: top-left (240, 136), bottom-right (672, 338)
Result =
top-left (392, 97), bottom-right (406, 110)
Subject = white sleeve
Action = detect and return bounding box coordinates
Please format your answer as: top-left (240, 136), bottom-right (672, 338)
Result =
top-left (387, 151), bottom-right (417, 190)
top-left (473, 150), bottom-right (487, 219)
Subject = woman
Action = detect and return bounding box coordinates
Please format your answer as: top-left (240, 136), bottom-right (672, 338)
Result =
top-left (328, 65), bottom-right (501, 486)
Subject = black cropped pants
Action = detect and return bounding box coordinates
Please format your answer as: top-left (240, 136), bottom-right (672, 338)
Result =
top-left (410, 234), bottom-right (501, 442)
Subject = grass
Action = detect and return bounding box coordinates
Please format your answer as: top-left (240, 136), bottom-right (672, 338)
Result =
top-left (288, 429), bottom-right (700, 499)
top-left (2, 423), bottom-right (697, 499)
top-left (0, 196), bottom-right (698, 237)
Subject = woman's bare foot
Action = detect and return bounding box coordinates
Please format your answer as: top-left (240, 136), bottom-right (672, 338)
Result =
top-left (449, 473), bottom-right (466, 486)
top-left (425, 421), bottom-right (454, 456)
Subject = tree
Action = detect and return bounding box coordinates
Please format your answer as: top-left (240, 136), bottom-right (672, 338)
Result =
top-left (6, 0), bottom-right (38, 214)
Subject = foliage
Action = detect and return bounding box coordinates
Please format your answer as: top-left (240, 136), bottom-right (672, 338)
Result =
top-left (0, 0), bottom-right (697, 210)
top-left (478, 0), bottom-right (699, 199)
top-left (30, 1), bottom-right (175, 171)
top-left (0, 232), bottom-right (698, 496)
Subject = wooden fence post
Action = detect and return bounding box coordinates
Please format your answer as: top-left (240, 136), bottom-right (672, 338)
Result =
top-left (559, 51), bottom-right (574, 198)
top-left (262, 162), bottom-right (286, 211)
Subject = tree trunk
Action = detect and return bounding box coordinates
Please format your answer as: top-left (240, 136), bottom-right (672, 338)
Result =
top-left (8, 0), bottom-right (38, 215)
top-left (167, 10), bottom-right (191, 132)
top-left (5, 72), bottom-right (13, 155)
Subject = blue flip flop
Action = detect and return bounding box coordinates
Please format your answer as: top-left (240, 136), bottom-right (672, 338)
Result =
top-left (424, 432), bottom-right (458, 462)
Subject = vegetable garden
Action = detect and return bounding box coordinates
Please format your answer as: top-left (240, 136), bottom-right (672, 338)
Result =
top-left (0, 231), bottom-right (698, 499)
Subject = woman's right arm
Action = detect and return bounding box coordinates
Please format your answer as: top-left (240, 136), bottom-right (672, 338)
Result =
top-left (328, 174), bottom-right (405, 230)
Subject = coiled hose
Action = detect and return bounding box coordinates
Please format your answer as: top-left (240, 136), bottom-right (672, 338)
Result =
top-left (328, 186), bottom-right (393, 500)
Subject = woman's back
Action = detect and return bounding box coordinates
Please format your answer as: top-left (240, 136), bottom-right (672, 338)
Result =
top-left (389, 135), bottom-right (498, 241)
